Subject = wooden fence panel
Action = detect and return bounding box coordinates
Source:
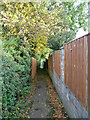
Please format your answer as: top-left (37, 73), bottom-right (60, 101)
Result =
top-left (48, 55), bottom-right (50, 70)
top-left (64, 34), bottom-right (89, 110)
top-left (54, 51), bottom-right (61, 78)
top-left (48, 33), bottom-right (89, 111)
top-left (31, 57), bottom-right (37, 79)
top-left (51, 55), bottom-right (53, 73)
top-left (48, 54), bottom-right (53, 72)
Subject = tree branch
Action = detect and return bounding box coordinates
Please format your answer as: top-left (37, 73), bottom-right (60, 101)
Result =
top-left (21, 30), bottom-right (26, 46)
top-left (19, 26), bottom-right (26, 46)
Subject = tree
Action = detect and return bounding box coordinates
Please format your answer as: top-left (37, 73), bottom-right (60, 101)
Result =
top-left (46, 0), bottom-right (88, 50)
top-left (1, 2), bottom-right (49, 51)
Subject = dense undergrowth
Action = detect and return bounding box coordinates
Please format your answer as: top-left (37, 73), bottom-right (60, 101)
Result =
top-left (1, 37), bottom-right (32, 118)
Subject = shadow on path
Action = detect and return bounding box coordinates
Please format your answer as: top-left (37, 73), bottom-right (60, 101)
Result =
top-left (29, 69), bottom-right (50, 118)
top-left (29, 69), bottom-right (69, 118)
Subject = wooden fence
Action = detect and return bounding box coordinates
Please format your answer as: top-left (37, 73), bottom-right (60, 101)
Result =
top-left (48, 33), bottom-right (90, 111)
top-left (31, 57), bottom-right (37, 79)
top-left (54, 51), bottom-right (61, 78)
top-left (48, 54), bottom-right (53, 73)
top-left (64, 35), bottom-right (89, 110)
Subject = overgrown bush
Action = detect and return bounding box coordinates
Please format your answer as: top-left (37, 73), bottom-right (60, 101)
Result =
top-left (1, 37), bottom-right (32, 117)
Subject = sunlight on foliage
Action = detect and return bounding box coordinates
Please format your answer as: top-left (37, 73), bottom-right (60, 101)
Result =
top-left (1, 0), bottom-right (88, 118)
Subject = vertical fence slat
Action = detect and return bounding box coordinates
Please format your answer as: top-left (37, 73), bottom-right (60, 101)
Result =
top-left (68, 43), bottom-right (72, 90)
top-left (64, 45), bottom-right (66, 83)
top-left (66, 44), bottom-right (68, 86)
top-left (80, 37), bottom-right (84, 104)
top-left (58, 51), bottom-right (61, 78)
top-left (72, 41), bottom-right (74, 94)
top-left (66, 44), bottom-right (69, 87)
top-left (76, 39), bottom-right (79, 100)
top-left (74, 40), bottom-right (77, 97)
top-left (83, 36), bottom-right (87, 109)
top-left (87, 34), bottom-right (90, 111)
top-left (31, 57), bottom-right (37, 79)
top-left (73, 40), bottom-right (76, 96)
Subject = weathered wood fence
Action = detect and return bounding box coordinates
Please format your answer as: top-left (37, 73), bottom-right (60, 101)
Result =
top-left (64, 36), bottom-right (88, 110)
top-left (48, 33), bottom-right (90, 118)
top-left (31, 57), bottom-right (37, 79)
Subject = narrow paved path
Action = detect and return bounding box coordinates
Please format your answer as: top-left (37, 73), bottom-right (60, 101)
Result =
top-left (13, 69), bottom-right (69, 118)
top-left (29, 70), bottom-right (50, 118)
top-left (29, 69), bottom-right (69, 118)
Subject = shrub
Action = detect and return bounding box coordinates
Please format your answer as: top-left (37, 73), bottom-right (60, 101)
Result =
top-left (1, 36), bottom-right (32, 117)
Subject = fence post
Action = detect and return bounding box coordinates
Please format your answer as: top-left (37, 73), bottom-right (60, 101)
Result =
top-left (88, 6), bottom-right (90, 119)
top-left (31, 57), bottom-right (37, 79)
top-left (64, 44), bottom-right (66, 84)
top-left (87, 33), bottom-right (90, 118)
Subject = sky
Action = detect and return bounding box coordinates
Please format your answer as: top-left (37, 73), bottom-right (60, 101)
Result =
top-left (76, 28), bottom-right (88, 39)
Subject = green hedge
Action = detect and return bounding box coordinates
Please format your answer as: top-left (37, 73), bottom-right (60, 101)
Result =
top-left (1, 37), bottom-right (32, 118)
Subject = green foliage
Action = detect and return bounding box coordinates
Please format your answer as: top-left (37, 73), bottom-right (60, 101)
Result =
top-left (1, 36), bottom-right (32, 117)
top-left (21, 86), bottom-right (31, 97)
top-left (1, 52), bottom-right (20, 117)
top-left (1, 1), bottom-right (87, 52)
top-left (1, 2), bottom-right (50, 55)
top-left (48, 31), bottom-right (76, 50)
top-left (46, 1), bottom-right (88, 50)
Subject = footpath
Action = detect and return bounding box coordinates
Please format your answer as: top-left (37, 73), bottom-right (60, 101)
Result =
top-left (13, 69), bottom-right (69, 118)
